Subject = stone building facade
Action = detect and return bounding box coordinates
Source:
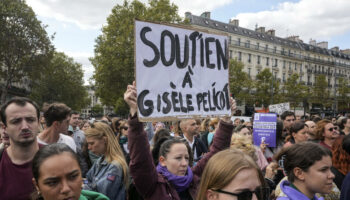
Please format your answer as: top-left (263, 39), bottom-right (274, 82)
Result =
top-left (186, 12), bottom-right (350, 93)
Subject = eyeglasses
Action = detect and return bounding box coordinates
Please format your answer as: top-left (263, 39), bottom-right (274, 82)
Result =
top-left (328, 128), bottom-right (335, 132)
top-left (121, 127), bottom-right (128, 131)
top-left (214, 187), bottom-right (269, 200)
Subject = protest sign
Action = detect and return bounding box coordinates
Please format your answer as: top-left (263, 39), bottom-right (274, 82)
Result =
top-left (268, 102), bottom-right (290, 115)
top-left (253, 113), bottom-right (277, 147)
top-left (135, 20), bottom-right (230, 121)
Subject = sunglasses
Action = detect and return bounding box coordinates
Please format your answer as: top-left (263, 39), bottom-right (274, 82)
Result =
top-left (214, 187), bottom-right (269, 200)
top-left (328, 127), bottom-right (337, 132)
top-left (121, 127), bottom-right (128, 131)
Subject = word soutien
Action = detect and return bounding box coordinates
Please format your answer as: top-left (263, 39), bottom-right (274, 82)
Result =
top-left (140, 27), bottom-right (228, 70)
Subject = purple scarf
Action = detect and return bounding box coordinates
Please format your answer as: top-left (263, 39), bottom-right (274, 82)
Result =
top-left (156, 164), bottom-right (193, 192)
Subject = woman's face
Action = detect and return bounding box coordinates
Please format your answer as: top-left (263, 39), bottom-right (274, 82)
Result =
top-left (297, 156), bottom-right (334, 198)
top-left (239, 128), bottom-right (252, 140)
top-left (292, 127), bottom-right (308, 143)
top-left (121, 125), bottom-right (129, 136)
top-left (159, 143), bottom-right (189, 176)
top-left (208, 168), bottom-right (261, 200)
top-left (81, 122), bottom-right (91, 131)
top-left (86, 137), bottom-right (106, 156)
top-left (34, 152), bottom-right (82, 200)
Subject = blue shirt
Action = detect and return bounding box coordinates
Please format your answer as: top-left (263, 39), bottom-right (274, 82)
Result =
top-left (84, 156), bottom-right (126, 200)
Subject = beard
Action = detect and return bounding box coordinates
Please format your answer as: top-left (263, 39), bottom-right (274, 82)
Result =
top-left (12, 137), bottom-right (36, 147)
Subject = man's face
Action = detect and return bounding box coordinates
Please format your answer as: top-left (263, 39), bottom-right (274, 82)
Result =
top-left (70, 114), bottom-right (80, 128)
top-left (345, 119), bottom-right (350, 128)
top-left (5, 103), bottom-right (39, 147)
top-left (56, 115), bottom-right (71, 134)
top-left (184, 119), bottom-right (199, 136)
top-left (305, 121), bottom-right (316, 136)
top-left (0, 124), bottom-right (10, 146)
top-left (283, 115), bottom-right (295, 129)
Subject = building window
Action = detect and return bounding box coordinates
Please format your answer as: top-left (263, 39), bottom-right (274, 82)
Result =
top-left (229, 50), bottom-right (233, 59)
top-left (265, 44), bottom-right (268, 52)
top-left (300, 64), bottom-right (302, 72)
top-left (274, 46), bottom-right (277, 53)
top-left (295, 63), bottom-right (297, 70)
top-left (266, 57), bottom-right (269, 66)
top-left (289, 62), bottom-right (291, 70)
top-left (248, 54), bottom-right (251, 63)
top-left (307, 76), bottom-right (310, 83)
top-left (248, 68), bottom-right (251, 76)
top-left (274, 72), bottom-right (277, 79)
top-left (238, 52), bottom-right (242, 61)
top-left (283, 60), bottom-right (286, 68)
top-left (245, 40), bottom-right (250, 48)
top-left (274, 59), bottom-right (278, 67)
top-left (257, 55), bottom-right (261, 64)
top-left (283, 73), bottom-right (285, 82)
top-left (229, 36), bottom-right (232, 44)
top-left (257, 70), bottom-right (260, 74)
top-left (237, 38), bottom-right (241, 46)
top-left (256, 42), bottom-right (260, 50)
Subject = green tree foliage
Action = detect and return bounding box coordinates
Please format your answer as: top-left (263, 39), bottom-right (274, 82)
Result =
top-left (0, 0), bottom-right (53, 103)
top-left (30, 52), bottom-right (89, 110)
top-left (255, 68), bottom-right (281, 108)
top-left (91, 104), bottom-right (104, 116)
top-left (336, 77), bottom-right (350, 111)
top-left (91, 0), bottom-right (184, 116)
top-left (281, 73), bottom-right (308, 108)
top-left (310, 75), bottom-right (331, 107)
top-left (229, 59), bottom-right (254, 105)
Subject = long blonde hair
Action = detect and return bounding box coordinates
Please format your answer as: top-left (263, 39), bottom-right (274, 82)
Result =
top-left (196, 149), bottom-right (263, 200)
top-left (84, 122), bottom-right (129, 186)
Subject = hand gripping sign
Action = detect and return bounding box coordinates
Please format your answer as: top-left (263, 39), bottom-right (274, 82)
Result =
top-left (135, 20), bottom-right (230, 121)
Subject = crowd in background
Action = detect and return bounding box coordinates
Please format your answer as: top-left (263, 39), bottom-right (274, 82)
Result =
top-left (0, 84), bottom-right (350, 200)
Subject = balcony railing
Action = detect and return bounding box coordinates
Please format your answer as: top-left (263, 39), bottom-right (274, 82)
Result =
top-left (231, 40), bottom-right (350, 68)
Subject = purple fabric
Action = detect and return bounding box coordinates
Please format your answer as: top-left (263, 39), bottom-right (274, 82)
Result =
top-left (156, 164), bottom-right (193, 192)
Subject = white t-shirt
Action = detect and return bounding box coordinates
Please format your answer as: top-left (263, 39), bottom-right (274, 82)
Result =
top-left (37, 134), bottom-right (77, 152)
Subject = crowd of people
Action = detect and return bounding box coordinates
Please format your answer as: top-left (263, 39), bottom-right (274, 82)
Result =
top-left (0, 83), bottom-right (350, 200)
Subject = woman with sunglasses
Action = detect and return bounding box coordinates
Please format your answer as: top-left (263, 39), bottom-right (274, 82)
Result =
top-left (84, 122), bottom-right (129, 200)
top-left (117, 120), bottom-right (130, 164)
top-left (196, 149), bottom-right (267, 200)
top-left (124, 82), bottom-right (236, 200)
top-left (275, 142), bottom-right (335, 200)
top-left (315, 119), bottom-right (340, 150)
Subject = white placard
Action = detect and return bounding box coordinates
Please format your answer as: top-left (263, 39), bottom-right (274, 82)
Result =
top-left (268, 102), bottom-right (290, 115)
top-left (135, 20), bottom-right (230, 121)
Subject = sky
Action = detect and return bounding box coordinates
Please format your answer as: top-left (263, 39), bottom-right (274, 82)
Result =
top-left (26, 0), bottom-right (350, 85)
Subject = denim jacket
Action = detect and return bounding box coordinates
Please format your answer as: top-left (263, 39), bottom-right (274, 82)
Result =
top-left (84, 156), bottom-right (126, 200)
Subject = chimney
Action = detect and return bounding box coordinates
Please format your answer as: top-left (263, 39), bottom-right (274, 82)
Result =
top-left (316, 41), bottom-right (328, 49)
top-left (255, 27), bottom-right (265, 33)
top-left (200, 12), bottom-right (211, 19)
top-left (286, 36), bottom-right (302, 42)
top-left (309, 39), bottom-right (316, 46)
top-left (340, 49), bottom-right (350, 55)
top-left (266, 29), bottom-right (275, 36)
top-left (331, 46), bottom-right (339, 51)
top-left (229, 19), bottom-right (239, 26)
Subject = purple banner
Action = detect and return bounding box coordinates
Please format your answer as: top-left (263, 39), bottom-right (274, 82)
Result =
top-left (253, 113), bottom-right (277, 147)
